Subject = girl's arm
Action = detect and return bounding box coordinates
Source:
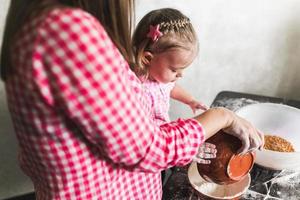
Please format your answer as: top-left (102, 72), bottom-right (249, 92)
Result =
top-left (170, 83), bottom-right (194, 104)
top-left (171, 83), bottom-right (208, 112)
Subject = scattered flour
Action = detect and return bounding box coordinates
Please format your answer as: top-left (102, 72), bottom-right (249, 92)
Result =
top-left (212, 97), bottom-right (261, 111)
top-left (194, 180), bottom-right (247, 199)
top-left (195, 182), bottom-right (226, 197)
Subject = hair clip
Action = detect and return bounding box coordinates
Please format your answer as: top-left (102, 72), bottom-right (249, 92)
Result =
top-left (147, 25), bottom-right (163, 42)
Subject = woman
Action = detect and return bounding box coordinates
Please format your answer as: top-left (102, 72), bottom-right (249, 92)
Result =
top-left (0, 0), bottom-right (263, 199)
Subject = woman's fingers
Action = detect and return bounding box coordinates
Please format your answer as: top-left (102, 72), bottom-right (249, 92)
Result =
top-left (194, 142), bottom-right (217, 164)
top-left (203, 142), bottom-right (216, 148)
top-left (224, 114), bottom-right (265, 154)
top-left (257, 130), bottom-right (265, 150)
top-left (248, 134), bottom-right (260, 152)
top-left (198, 143), bottom-right (217, 153)
top-left (237, 133), bottom-right (250, 155)
top-left (196, 152), bottom-right (216, 159)
top-left (193, 158), bottom-right (211, 164)
top-left (246, 127), bottom-right (264, 152)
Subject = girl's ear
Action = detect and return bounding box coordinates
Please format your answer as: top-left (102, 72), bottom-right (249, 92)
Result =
top-left (142, 51), bottom-right (153, 65)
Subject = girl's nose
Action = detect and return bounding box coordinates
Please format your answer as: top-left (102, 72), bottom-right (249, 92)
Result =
top-left (176, 72), bottom-right (183, 78)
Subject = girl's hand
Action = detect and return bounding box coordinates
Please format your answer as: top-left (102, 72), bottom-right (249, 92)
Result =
top-left (188, 99), bottom-right (209, 113)
top-left (193, 143), bottom-right (217, 164)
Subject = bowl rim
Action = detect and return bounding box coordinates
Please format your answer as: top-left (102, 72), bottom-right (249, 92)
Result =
top-left (236, 102), bottom-right (300, 112)
top-left (188, 162), bottom-right (251, 199)
top-left (227, 152), bottom-right (255, 180)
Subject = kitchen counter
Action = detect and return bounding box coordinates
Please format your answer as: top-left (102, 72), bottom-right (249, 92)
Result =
top-left (162, 91), bottom-right (300, 200)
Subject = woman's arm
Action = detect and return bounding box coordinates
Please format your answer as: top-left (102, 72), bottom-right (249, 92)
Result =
top-left (194, 107), bottom-right (233, 140)
top-left (196, 107), bottom-right (264, 154)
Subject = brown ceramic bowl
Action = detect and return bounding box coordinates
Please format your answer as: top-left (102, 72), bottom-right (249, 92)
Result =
top-left (197, 131), bottom-right (255, 184)
top-left (188, 162), bottom-right (250, 200)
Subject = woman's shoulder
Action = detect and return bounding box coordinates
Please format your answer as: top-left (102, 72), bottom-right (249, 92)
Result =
top-left (14, 7), bottom-right (107, 55)
top-left (18, 6), bottom-right (106, 41)
top-left (46, 7), bottom-right (92, 20)
top-left (31, 6), bottom-right (112, 49)
top-left (40, 7), bottom-right (101, 29)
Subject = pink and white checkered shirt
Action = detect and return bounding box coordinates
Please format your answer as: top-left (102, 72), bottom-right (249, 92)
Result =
top-left (142, 80), bottom-right (175, 126)
top-left (5, 8), bottom-right (205, 200)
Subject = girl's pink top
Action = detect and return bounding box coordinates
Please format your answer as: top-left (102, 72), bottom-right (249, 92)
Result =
top-left (5, 8), bottom-right (204, 199)
top-left (142, 80), bottom-right (175, 125)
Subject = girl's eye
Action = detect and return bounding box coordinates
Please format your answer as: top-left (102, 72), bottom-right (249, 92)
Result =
top-left (170, 67), bottom-right (177, 73)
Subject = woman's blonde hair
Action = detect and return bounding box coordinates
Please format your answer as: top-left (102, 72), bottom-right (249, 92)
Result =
top-left (0, 0), bottom-right (135, 81)
top-left (132, 8), bottom-right (198, 77)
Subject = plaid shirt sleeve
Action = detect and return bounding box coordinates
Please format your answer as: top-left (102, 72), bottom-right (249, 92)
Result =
top-left (34, 8), bottom-right (204, 171)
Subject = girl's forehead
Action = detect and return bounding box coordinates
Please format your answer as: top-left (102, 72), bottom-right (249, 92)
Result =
top-left (154, 33), bottom-right (198, 49)
top-left (161, 47), bottom-right (197, 67)
top-left (165, 45), bottom-right (197, 58)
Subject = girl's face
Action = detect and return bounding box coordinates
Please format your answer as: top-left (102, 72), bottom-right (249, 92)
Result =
top-left (146, 46), bottom-right (197, 84)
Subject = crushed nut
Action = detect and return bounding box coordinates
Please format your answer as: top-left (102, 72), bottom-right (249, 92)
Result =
top-left (264, 135), bottom-right (295, 152)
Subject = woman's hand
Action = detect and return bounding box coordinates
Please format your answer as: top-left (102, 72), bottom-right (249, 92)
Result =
top-left (194, 107), bottom-right (264, 155)
top-left (223, 112), bottom-right (265, 154)
top-left (193, 142), bottom-right (217, 164)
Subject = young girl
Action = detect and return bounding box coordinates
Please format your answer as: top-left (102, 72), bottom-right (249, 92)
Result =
top-left (132, 9), bottom-right (216, 182)
top-left (132, 8), bottom-right (208, 126)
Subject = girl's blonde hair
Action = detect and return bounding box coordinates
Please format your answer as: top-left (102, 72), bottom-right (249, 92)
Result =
top-left (0, 0), bottom-right (135, 81)
top-left (132, 8), bottom-right (198, 77)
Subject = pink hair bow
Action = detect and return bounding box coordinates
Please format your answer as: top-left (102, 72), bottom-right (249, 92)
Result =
top-left (147, 25), bottom-right (163, 42)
